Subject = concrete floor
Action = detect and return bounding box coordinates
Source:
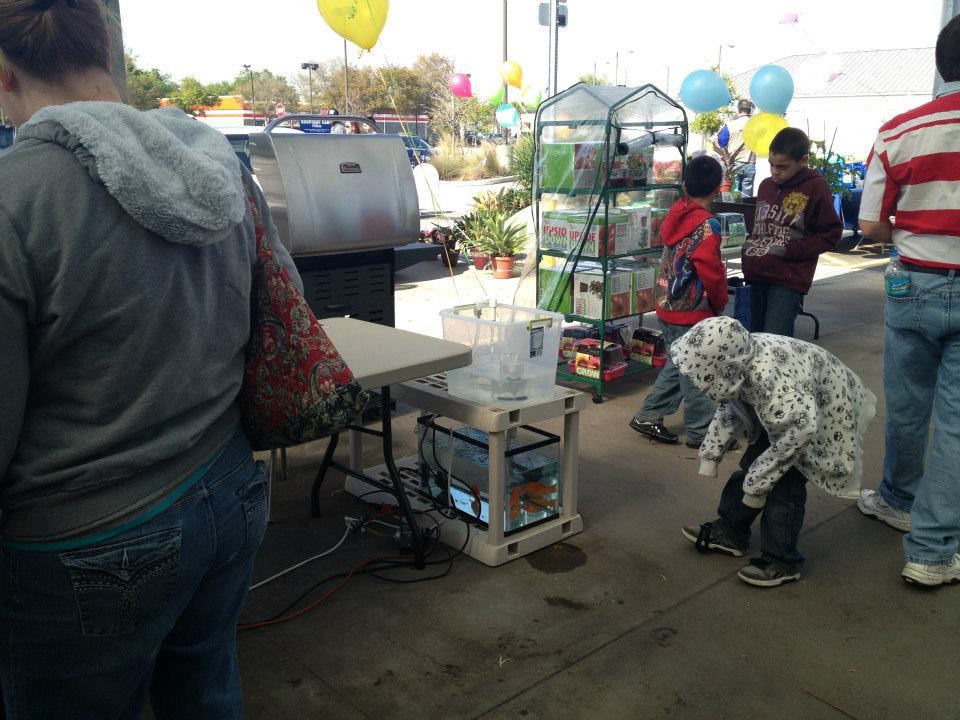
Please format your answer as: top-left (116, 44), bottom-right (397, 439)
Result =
top-left (238, 246), bottom-right (959, 720)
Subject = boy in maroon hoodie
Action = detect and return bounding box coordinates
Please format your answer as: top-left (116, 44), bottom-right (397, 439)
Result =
top-left (741, 128), bottom-right (841, 336)
top-left (629, 156), bottom-right (729, 447)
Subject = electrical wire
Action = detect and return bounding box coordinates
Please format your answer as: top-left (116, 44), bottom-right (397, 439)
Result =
top-left (248, 522), bottom-right (353, 591)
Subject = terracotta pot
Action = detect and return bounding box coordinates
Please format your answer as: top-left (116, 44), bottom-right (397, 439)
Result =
top-left (491, 255), bottom-right (515, 279)
top-left (720, 177), bottom-right (733, 192)
top-left (471, 250), bottom-right (490, 270)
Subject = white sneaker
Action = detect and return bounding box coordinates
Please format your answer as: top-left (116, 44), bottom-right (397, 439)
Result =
top-left (857, 490), bottom-right (911, 532)
top-left (902, 554), bottom-right (960, 587)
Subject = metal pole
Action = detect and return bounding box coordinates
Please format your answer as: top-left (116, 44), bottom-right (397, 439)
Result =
top-left (502, 0), bottom-right (508, 104)
top-left (308, 69), bottom-right (314, 113)
top-left (614, 51), bottom-right (619, 86)
top-left (552, 0), bottom-right (559, 94)
top-left (548, 0), bottom-right (558, 95)
top-left (343, 39), bottom-right (349, 114)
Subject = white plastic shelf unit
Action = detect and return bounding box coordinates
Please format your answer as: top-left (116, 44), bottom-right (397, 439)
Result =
top-left (345, 375), bottom-right (586, 566)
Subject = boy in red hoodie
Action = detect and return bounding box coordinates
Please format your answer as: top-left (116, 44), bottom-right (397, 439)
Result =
top-left (741, 128), bottom-right (841, 336)
top-left (629, 155), bottom-right (729, 447)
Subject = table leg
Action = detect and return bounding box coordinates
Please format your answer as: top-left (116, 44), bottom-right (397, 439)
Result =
top-left (379, 385), bottom-right (426, 569)
top-left (311, 432), bottom-right (340, 517)
top-left (486, 429), bottom-right (506, 546)
top-left (562, 409), bottom-right (580, 518)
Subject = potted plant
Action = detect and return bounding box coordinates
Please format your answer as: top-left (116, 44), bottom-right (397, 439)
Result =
top-left (451, 212), bottom-right (489, 270)
top-left (420, 226), bottom-right (460, 267)
top-left (474, 211), bottom-right (528, 279)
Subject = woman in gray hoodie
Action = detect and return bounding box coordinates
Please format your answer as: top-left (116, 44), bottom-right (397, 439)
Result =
top-left (0, 1), bottom-right (298, 716)
top-left (671, 317), bottom-right (876, 588)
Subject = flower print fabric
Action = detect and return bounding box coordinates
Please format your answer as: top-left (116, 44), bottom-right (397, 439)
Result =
top-left (670, 316), bottom-right (877, 507)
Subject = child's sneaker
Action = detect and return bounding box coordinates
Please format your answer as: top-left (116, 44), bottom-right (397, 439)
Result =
top-left (737, 557), bottom-right (801, 588)
top-left (902, 554), bottom-right (960, 587)
top-left (629, 418), bottom-right (679, 444)
top-left (857, 489), bottom-right (911, 532)
top-left (681, 522), bottom-right (746, 557)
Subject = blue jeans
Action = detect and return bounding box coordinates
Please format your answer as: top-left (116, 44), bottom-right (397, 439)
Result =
top-left (749, 281), bottom-right (803, 337)
top-left (0, 430), bottom-right (268, 719)
top-left (634, 320), bottom-right (717, 444)
top-left (715, 429), bottom-right (808, 571)
top-left (878, 269), bottom-right (960, 565)
top-left (732, 161), bottom-right (755, 197)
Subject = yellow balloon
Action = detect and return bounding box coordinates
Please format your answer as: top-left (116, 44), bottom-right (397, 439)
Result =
top-left (743, 112), bottom-right (789, 157)
top-left (500, 60), bottom-right (523, 89)
top-left (316, 0), bottom-right (389, 51)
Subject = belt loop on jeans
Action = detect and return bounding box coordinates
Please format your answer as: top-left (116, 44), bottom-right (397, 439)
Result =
top-left (901, 260), bottom-right (958, 277)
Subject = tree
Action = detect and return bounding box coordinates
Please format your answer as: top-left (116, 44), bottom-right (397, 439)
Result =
top-left (124, 52), bottom-right (176, 110)
top-left (168, 77), bottom-right (221, 115)
top-left (231, 68), bottom-right (299, 120)
top-left (578, 73), bottom-right (607, 86)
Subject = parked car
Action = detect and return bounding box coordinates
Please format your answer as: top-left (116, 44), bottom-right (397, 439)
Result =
top-left (398, 134), bottom-right (434, 166)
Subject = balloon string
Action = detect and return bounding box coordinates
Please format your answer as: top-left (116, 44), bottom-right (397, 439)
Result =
top-left (370, 55), bottom-right (491, 300)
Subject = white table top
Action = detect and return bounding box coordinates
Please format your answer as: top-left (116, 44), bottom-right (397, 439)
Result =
top-left (320, 317), bottom-right (473, 390)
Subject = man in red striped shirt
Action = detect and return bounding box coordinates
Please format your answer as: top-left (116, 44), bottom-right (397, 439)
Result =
top-left (856, 14), bottom-right (960, 588)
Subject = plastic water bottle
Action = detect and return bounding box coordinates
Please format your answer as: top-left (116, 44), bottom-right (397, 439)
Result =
top-left (884, 248), bottom-right (911, 298)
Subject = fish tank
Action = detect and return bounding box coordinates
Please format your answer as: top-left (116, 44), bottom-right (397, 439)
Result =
top-left (417, 420), bottom-right (561, 535)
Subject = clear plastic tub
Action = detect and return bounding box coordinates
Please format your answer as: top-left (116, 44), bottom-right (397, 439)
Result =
top-left (442, 303), bottom-right (564, 405)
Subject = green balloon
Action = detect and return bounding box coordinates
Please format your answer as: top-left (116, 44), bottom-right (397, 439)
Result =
top-left (486, 85), bottom-right (505, 107)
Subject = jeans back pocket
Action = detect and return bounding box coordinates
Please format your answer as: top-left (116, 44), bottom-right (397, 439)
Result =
top-left (235, 462), bottom-right (270, 562)
top-left (60, 527), bottom-right (182, 637)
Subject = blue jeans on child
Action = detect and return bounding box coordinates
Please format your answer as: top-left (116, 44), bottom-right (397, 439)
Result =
top-left (714, 429), bottom-right (808, 572)
top-left (633, 319), bottom-right (716, 444)
top-left (878, 268), bottom-right (960, 566)
top-left (0, 429), bottom-right (268, 719)
top-left (748, 281), bottom-right (803, 337)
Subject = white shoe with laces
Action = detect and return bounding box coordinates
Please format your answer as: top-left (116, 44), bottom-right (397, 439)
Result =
top-left (902, 554), bottom-right (960, 587)
top-left (857, 489), bottom-right (911, 532)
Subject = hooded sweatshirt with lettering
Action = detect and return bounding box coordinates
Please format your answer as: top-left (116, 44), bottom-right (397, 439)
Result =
top-left (0, 102), bottom-right (297, 542)
top-left (740, 166), bottom-right (841, 294)
top-left (670, 317), bottom-right (876, 508)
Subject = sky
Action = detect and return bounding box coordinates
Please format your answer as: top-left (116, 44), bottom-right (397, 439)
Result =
top-left (118, 0), bottom-right (944, 95)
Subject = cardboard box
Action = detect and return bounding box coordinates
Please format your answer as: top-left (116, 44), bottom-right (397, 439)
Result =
top-left (538, 265), bottom-right (573, 315)
top-left (573, 267), bottom-right (633, 319)
top-left (624, 146), bottom-right (655, 186)
top-left (633, 266), bottom-right (657, 314)
top-left (540, 142), bottom-right (607, 191)
top-left (650, 208), bottom-right (669, 248)
top-left (567, 212), bottom-right (626, 258)
top-left (540, 210), bottom-right (572, 252)
top-left (618, 205), bottom-right (650, 253)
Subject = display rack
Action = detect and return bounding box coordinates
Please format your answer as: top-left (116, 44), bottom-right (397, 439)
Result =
top-left (532, 83), bottom-right (688, 403)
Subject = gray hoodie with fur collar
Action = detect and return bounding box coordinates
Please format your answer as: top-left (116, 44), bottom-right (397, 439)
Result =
top-left (0, 102), bottom-right (295, 542)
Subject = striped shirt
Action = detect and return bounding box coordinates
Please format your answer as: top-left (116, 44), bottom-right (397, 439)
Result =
top-left (860, 81), bottom-right (960, 268)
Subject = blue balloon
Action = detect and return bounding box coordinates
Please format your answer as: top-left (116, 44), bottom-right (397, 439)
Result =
top-left (678, 70), bottom-right (731, 113)
top-left (750, 65), bottom-right (794, 115)
top-left (495, 102), bottom-right (519, 128)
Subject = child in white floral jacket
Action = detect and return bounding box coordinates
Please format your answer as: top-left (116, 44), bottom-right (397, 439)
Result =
top-left (670, 317), bottom-right (877, 587)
